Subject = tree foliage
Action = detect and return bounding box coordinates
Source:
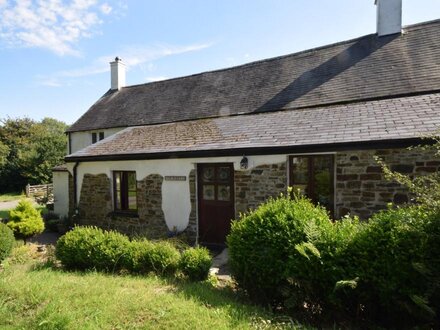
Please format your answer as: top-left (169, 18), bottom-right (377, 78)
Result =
top-left (0, 117), bottom-right (68, 192)
top-left (375, 135), bottom-right (440, 210)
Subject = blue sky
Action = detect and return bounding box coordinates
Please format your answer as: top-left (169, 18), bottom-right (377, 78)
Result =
top-left (0, 0), bottom-right (439, 125)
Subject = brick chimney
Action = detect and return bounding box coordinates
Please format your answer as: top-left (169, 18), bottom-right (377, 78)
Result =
top-left (375, 0), bottom-right (402, 37)
top-left (110, 57), bottom-right (126, 90)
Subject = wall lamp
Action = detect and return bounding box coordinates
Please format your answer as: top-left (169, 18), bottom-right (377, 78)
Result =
top-left (240, 156), bottom-right (249, 169)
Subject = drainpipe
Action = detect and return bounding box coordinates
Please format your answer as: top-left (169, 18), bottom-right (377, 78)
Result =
top-left (73, 162), bottom-right (79, 211)
top-left (68, 132), bottom-right (72, 155)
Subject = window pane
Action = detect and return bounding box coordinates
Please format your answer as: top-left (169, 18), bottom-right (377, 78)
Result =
top-left (313, 156), bottom-right (333, 209)
top-left (203, 185), bottom-right (215, 200)
top-left (92, 132), bottom-right (97, 144)
top-left (291, 157), bottom-right (309, 184)
top-left (99, 132), bottom-right (104, 140)
top-left (128, 190), bottom-right (137, 210)
top-left (217, 185), bottom-right (230, 201)
top-left (115, 190), bottom-right (121, 210)
top-left (202, 167), bottom-right (214, 182)
top-left (115, 172), bottom-right (121, 190)
top-left (128, 172), bottom-right (137, 191)
top-left (218, 167), bottom-right (230, 181)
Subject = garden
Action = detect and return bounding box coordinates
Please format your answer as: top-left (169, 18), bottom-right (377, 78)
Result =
top-left (1, 142), bottom-right (440, 329)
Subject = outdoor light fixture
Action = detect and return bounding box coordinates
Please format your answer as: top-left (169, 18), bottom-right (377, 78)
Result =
top-left (240, 156), bottom-right (249, 169)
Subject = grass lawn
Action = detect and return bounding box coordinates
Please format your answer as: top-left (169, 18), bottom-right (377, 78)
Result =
top-left (0, 192), bottom-right (25, 202)
top-left (0, 248), bottom-right (304, 330)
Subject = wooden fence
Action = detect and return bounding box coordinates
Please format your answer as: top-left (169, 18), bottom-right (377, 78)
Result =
top-left (25, 183), bottom-right (54, 204)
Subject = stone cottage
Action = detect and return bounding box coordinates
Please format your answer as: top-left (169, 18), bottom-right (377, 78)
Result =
top-left (54, 0), bottom-right (440, 245)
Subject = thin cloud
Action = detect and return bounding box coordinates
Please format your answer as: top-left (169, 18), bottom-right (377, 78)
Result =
top-left (0, 0), bottom-right (116, 56)
top-left (38, 42), bottom-right (213, 86)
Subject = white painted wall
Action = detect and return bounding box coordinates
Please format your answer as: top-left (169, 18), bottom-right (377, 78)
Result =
top-left (66, 154), bottom-right (287, 232)
top-left (53, 171), bottom-right (69, 218)
top-left (69, 127), bottom-right (124, 154)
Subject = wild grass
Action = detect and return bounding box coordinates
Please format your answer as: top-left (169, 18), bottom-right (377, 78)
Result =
top-left (0, 248), bottom-right (306, 330)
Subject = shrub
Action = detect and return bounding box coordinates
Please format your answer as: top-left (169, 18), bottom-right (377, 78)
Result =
top-left (123, 239), bottom-right (180, 275)
top-left (227, 193), bottom-right (331, 305)
top-left (179, 247), bottom-right (212, 281)
top-left (7, 199), bottom-right (44, 241)
top-left (121, 239), bottom-right (155, 273)
top-left (0, 223), bottom-right (14, 262)
top-left (146, 241), bottom-right (181, 275)
top-left (8, 200), bottom-right (43, 233)
top-left (282, 214), bottom-right (363, 321)
top-left (56, 226), bottom-right (130, 272)
top-left (343, 206), bottom-right (436, 327)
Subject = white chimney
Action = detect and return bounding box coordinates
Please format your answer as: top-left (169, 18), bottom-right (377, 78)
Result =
top-left (110, 57), bottom-right (126, 90)
top-left (375, 0), bottom-right (402, 37)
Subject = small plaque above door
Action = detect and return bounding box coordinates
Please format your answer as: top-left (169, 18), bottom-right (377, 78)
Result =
top-left (164, 176), bottom-right (187, 181)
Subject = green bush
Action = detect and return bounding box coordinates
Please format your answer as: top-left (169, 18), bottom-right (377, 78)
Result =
top-left (110, 238), bottom-right (180, 276)
top-left (343, 206), bottom-right (435, 327)
top-left (56, 226), bottom-right (130, 272)
top-left (146, 241), bottom-right (181, 275)
top-left (121, 239), bottom-right (155, 273)
top-left (227, 193), bottom-right (331, 305)
top-left (0, 223), bottom-right (14, 262)
top-left (7, 199), bottom-right (44, 241)
top-left (179, 247), bottom-right (212, 281)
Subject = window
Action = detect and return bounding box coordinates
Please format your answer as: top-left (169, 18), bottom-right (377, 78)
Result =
top-left (113, 171), bottom-right (137, 212)
top-left (289, 155), bottom-right (334, 215)
top-left (92, 132), bottom-right (105, 144)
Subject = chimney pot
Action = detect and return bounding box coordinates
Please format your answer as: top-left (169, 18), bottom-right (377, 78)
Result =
top-left (110, 57), bottom-right (126, 90)
top-left (376, 0), bottom-right (402, 37)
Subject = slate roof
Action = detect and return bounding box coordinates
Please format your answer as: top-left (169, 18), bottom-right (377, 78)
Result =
top-left (67, 19), bottom-right (440, 133)
top-left (66, 92), bottom-right (440, 161)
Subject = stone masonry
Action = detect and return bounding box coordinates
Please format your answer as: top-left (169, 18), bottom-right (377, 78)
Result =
top-left (185, 169), bottom-right (197, 242)
top-left (78, 174), bottom-right (112, 225)
top-left (78, 173), bottom-right (168, 238)
top-left (336, 148), bottom-right (439, 219)
top-left (235, 162), bottom-right (287, 218)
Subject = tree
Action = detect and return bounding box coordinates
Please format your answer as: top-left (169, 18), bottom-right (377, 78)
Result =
top-left (0, 117), bottom-right (68, 192)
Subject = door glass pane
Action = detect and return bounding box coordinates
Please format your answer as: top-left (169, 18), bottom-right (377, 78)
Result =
top-left (203, 185), bottom-right (215, 200)
top-left (313, 156), bottom-right (333, 209)
top-left (202, 167), bottom-right (214, 182)
top-left (218, 167), bottom-right (230, 181)
top-left (217, 185), bottom-right (230, 201)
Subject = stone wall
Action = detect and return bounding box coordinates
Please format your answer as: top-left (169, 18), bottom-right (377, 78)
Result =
top-left (235, 162), bottom-right (287, 218)
top-left (77, 173), bottom-right (168, 238)
top-left (78, 174), bottom-right (112, 226)
top-left (336, 148), bottom-right (439, 219)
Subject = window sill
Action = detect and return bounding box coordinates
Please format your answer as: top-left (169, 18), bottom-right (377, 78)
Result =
top-left (110, 211), bottom-right (139, 218)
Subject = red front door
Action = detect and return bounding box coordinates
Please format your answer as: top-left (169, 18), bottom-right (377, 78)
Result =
top-left (197, 163), bottom-right (235, 245)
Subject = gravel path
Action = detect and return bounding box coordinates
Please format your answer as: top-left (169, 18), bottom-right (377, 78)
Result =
top-left (0, 200), bottom-right (21, 211)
